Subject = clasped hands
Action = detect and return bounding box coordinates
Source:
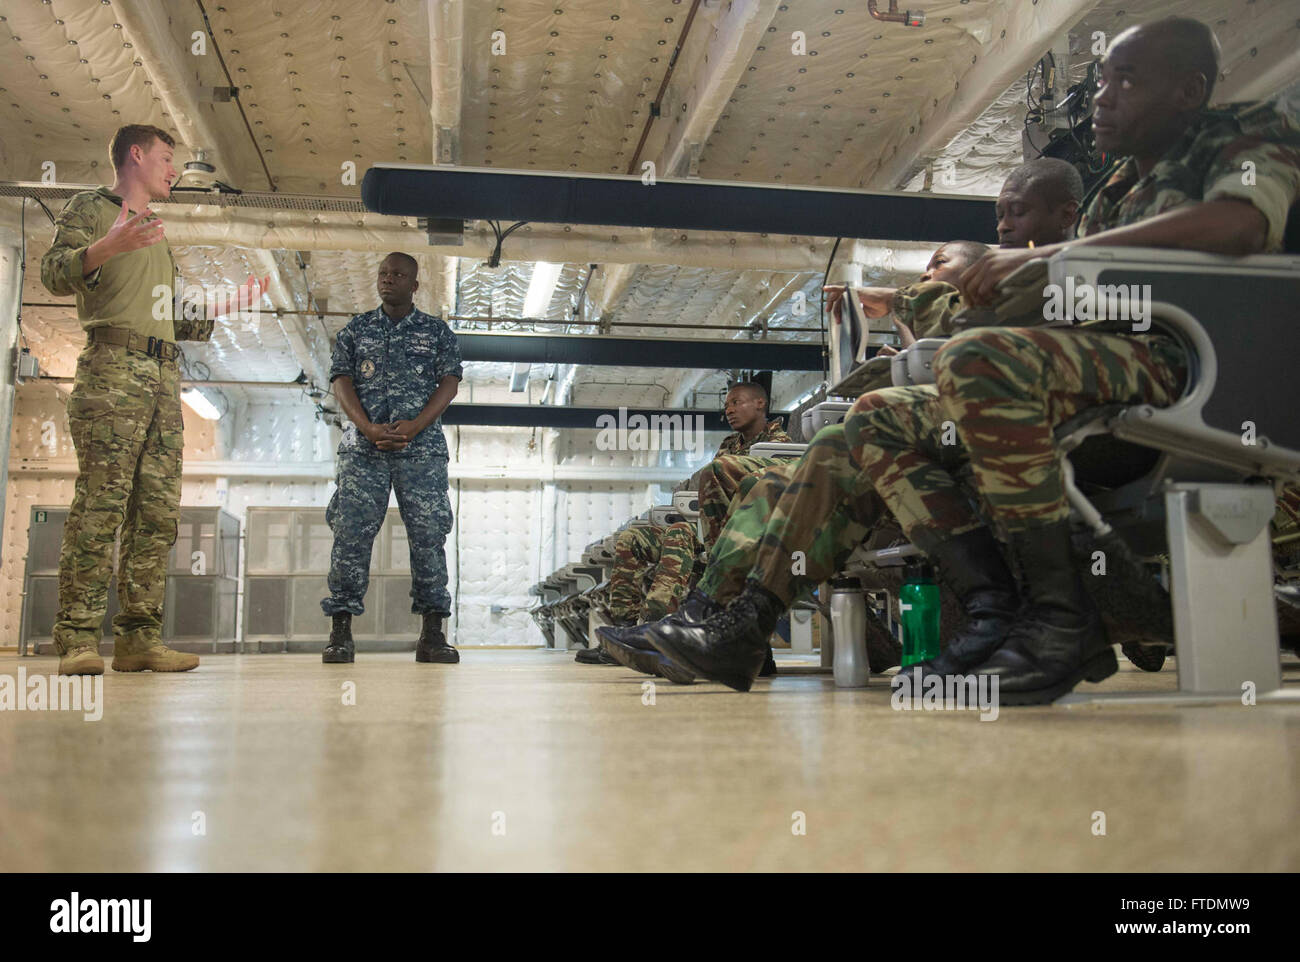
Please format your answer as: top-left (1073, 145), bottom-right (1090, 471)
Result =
top-left (362, 419), bottom-right (422, 451)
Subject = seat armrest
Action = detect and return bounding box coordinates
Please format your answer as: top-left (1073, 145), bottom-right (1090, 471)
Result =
top-left (747, 442), bottom-right (808, 459)
top-left (801, 400), bottom-right (854, 439)
top-left (673, 490), bottom-right (700, 518)
top-left (890, 338), bottom-right (947, 386)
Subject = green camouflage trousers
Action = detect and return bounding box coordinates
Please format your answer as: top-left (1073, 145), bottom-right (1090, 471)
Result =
top-left (848, 328), bottom-right (1187, 541)
top-left (54, 341), bottom-right (183, 653)
top-left (607, 521), bottom-right (702, 622)
top-left (698, 454), bottom-right (789, 548)
top-left (699, 423), bottom-right (886, 605)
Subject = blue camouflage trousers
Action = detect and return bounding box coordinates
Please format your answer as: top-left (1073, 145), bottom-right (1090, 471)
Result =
top-left (322, 453), bottom-right (454, 616)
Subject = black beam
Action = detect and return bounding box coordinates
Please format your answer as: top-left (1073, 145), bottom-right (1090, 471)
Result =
top-left (441, 404), bottom-right (794, 430)
top-left (457, 332), bottom-right (823, 370)
top-left (363, 164), bottom-right (995, 243)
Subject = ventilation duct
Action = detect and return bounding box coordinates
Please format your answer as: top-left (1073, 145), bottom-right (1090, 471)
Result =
top-left (361, 165), bottom-right (992, 243)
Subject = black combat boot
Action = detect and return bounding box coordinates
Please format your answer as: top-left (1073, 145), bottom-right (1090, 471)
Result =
top-left (906, 527), bottom-right (1021, 679)
top-left (642, 580), bottom-right (785, 692)
top-left (322, 613), bottom-right (355, 664)
top-left (596, 620), bottom-right (655, 651)
top-left (666, 588), bottom-right (725, 625)
top-left (973, 520), bottom-right (1115, 705)
top-left (416, 612), bottom-right (459, 664)
top-left (575, 645), bottom-right (619, 665)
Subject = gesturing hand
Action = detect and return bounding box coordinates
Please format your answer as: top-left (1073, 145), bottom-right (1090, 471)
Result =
top-left (104, 202), bottom-right (166, 256)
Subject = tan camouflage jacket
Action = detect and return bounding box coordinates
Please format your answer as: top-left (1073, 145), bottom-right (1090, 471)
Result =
top-left (41, 186), bottom-right (214, 343)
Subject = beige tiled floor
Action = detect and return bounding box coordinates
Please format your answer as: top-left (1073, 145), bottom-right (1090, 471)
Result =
top-left (0, 650), bottom-right (1296, 872)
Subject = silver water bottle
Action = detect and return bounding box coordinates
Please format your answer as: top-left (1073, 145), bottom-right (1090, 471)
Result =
top-left (830, 576), bottom-right (870, 688)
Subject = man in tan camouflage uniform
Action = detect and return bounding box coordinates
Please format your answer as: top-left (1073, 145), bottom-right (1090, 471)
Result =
top-left (645, 18), bottom-right (1300, 699)
top-left (41, 124), bottom-right (265, 675)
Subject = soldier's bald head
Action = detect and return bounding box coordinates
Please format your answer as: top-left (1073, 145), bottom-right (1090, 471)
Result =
top-left (1003, 158), bottom-right (1084, 210)
top-left (1113, 17), bottom-right (1220, 108)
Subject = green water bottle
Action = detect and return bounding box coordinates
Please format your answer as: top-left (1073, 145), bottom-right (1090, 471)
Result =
top-left (899, 563), bottom-right (940, 667)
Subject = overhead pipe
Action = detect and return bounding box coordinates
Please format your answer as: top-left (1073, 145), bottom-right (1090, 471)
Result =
top-left (20, 302), bottom-right (822, 337)
top-left (867, 1), bottom-right (925, 27)
top-left (8, 459), bottom-right (714, 484)
top-left (454, 332), bottom-right (823, 370)
top-left (362, 165), bottom-right (995, 244)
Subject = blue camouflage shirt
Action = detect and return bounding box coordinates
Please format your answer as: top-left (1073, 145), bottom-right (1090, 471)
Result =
top-left (330, 306), bottom-right (463, 460)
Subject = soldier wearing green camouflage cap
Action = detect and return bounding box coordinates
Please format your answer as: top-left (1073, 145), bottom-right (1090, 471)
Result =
top-left (41, 125), bottom-right (266, 675)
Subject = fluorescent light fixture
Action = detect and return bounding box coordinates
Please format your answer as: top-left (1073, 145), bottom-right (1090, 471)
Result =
top-left (522, 262), bottom-right (562, 319)
top-left (181, 387), bottom-right (222, 421)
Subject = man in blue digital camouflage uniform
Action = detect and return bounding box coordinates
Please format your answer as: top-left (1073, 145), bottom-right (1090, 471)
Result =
top-left (321, 252), bottom-right (463, 664)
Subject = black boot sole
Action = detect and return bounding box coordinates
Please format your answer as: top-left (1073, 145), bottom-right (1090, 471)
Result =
top-left (416, 649), bottom-right (460, 664)
top-left (1121, 641), bottom-right (1168, 672)
top-left (649, 634), bottom-right (760, 693)
top-left (997, 646), bottom-right (1118, 706)
top-left (322, 648), bottom-right (354, 664)
top-left (608, 639), bottom-right (694, 683)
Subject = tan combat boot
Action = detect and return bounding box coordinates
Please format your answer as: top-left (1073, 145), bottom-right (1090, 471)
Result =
top-left (111, 630), bottom-right (199, 673)
top-left (58, 645), bottom-right (105, 676)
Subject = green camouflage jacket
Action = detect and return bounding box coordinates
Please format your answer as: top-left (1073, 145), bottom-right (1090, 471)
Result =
top-left (717, 419), bottom-right (792, 457)
top-left (892, 280), bottom-right (964, 338)
top-left (1079, 101), bottom-right (1300, 251)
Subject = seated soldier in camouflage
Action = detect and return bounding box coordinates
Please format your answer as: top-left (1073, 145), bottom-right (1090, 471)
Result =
top-left (585, 383), bottom-right (789, 674)
top-left (629, 161), bottom-right (1084, 690)
top-left (597, 237), bottom-right (1016, 681)
top-left (646, 17), bottom-right (1300, 700)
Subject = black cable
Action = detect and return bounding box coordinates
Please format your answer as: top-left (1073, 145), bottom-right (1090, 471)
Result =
top-left (194, 0), bottom-right (276, 191)
top-left (32, 197), bottom-right (56, 226)
top-left (819, 236), bottom-right (842, 382)
top-left (16, 198), bottom-right (28, 351)
top-left (486, 220), bottom-right (528, 267)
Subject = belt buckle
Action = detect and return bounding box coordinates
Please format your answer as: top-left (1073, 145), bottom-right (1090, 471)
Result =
top-left (146, 336), bottom-right (161, 359)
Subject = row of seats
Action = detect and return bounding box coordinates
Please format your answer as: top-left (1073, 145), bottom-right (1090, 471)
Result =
top-left (528, 504), bottom-right (690, 651)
